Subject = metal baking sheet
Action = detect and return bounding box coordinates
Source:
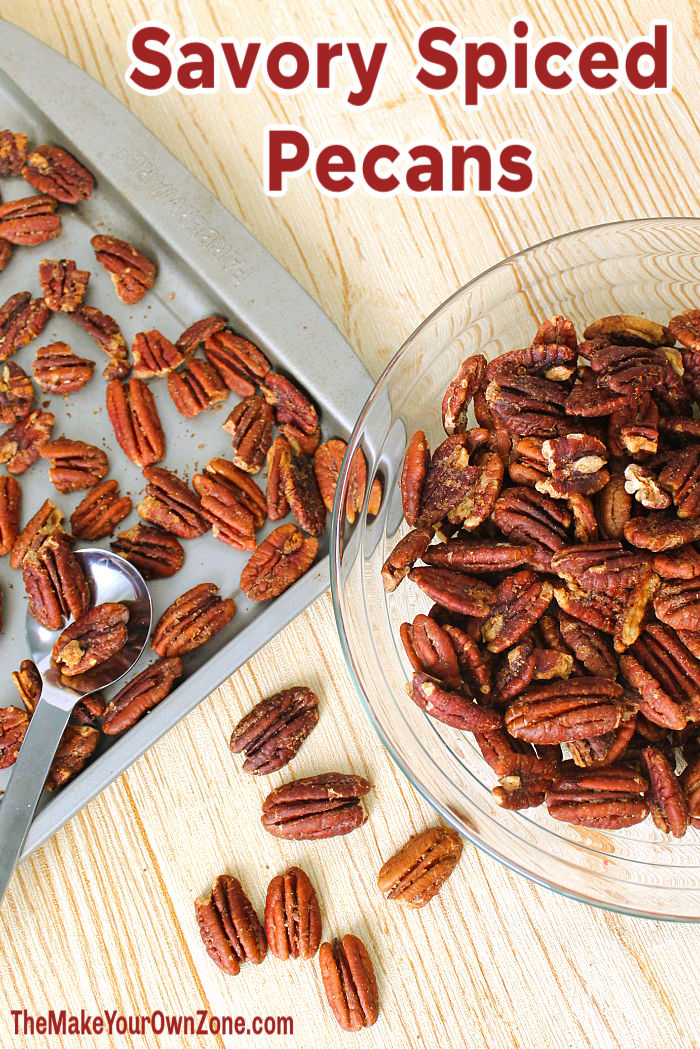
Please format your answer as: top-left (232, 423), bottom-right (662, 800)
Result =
top-left (0, 18), bottom-right (375, 860)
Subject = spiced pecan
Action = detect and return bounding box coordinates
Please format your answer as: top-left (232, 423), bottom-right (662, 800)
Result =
top-left (260, 373), bottom-right (318, 435)
top-left (0, 195), bottom-right (60, 245)
top-left (151, 583), bottom-right (235, 657)
top-left (223, 394), bottom-right (273, 472)
top-left (33, 342), bottom-right (95, 395)
top-left (319, 935), bottom-right (378, 1032)
top-left (266, 436), bottom-right (290, 521)
top-left (505, 678), bottom-right (624, 744)
top-left (110, 523), bottom-right (184, 579)
top-left (493, 485), bottom-right (571, 567)
top-left (540, 433), bottom-right (609, 497)
top-left (423, 537), bottom-right (534, 573)
top-left (624, 463), bottom-right (671, 510)
top-left (138, 465), bottom-right (209, 539)
top-left (619, 640), bottom-right (689, 731)
top-left (39, 437), bottom-right (108, 493)
top-left (280, 447), bottom-right (326, 537)
top-left (90, 234), bottom-right (156, 303)
top-left (509, 436), bottom-right (548, 487)
top-left (557, 611), bottom-right (618, 679)
top-left (583, 314), bottom-right (672, 347)
top-left (0, 476), bottom-right (20, 556)
top-left (485, 370), bottom-right (569, 436)
top-left (265, 867), bottom-right (321, 960)
top-left (414, 435), bottom-right (476, 528)
top-left (102, 657), bottom-right (183, 734)
top-left (481, 570), bottom-right (553, 653)
top-left (409, 672), bottom-right (502, 732)
top-left (382, 527), bottom-right (432, 592)
top-left (657, 446), bottom-right (700, 519)
top-left (0, 408), bottom-right (54, 474)
top-left (0, 706), bottom-right (29, 768)
top-left (0, 291), bottom-right (50, 360)
top-left (204, 330), bottom-right (271, 395)
top-left (487, 341), bottom-right (577, 384)
top-left (400, 614), bottom-right (462, 689)
top-left (12, 658), bottom-right (105, 726)
top-left (444, 624), bottom-right (492, 695)
top-left (653, 545), bottom-right (700, 580)
top-left (44, 724), bottom-right (101, 791)
top-left (193, 457), bottom-right (266, 549)
top-left (614, 568), bottom-right (660, 653)
top-left (195, 874), bottom-right (267, 975)
top-left (681, 751), bottom-right (700, 824)
top-left (624, 515), bottom-right (700, 552)
top-left (52, 603), bottom-right (128, 677)
top-left (0, 131), bottom-right (27, 176)
top-left (38, 258), bottom-right (89, 312)
top-left (534, 314), bottom-right (578, 350)
top-left (408, 566), bottom-right (495, 618)
top-left (608, 393), bottom-right (658, 457)
top-left (314, 438), bottom-right (346, 513)
top-left (261, 772), bottom-right (371, 839)
top-left (377, 825), bottom-right (462, 907)
top-left (70, 480), bottom-right (132, 540)
top-left (655, 579), bottom-right (700, 632)
top-left (9, 497), bottom-right (63, 570)
top-left (545, 763), bottom-right (649, 829)
top-left (279, 422), bottom-right (321, 456)
top-left (568, 711), bottom-right (638, 770)
top-left (493, 635), bottom-right (536, 703)
top-left (176, 315), bottom-right (226, 358)
top-left (68, 305), bottom-right (129, 379)
top-left (0, 362), bottom-right (33, 424)
top-left (132, 329), bottom-right (181, 378)
top-left (106, 377), bottom-right (164, 468)
top-left (553, 582), bottom-right (621, 635)
top-left (442, 355), bottom-right (486, 434)
top-left (230, 686), bottom-right (319, 774)
top-left (167, 358), bottom-right (228, 417)
top-left (0, 239), bottom-right (11, 271)
top-left (446, 449), bottom-right (504, 530)
top-left (668, 308), bottom-right (700, 352)
top-left (492, 749), bottom-right (559, 810)
top-left (596, 473), bottom-right (633, 541)
top-left (550, 541), bottom-right (645, 593)
top-left (401, 430), bottom-right (430, 526)
top-left (22, 145), bottom-right (94, 203)
top-left (640, 745), bottom-right (688, 837)
top-left (22, 531), bottom-right (89, 630)
top-left (240, 524), bottom-right (318, 601)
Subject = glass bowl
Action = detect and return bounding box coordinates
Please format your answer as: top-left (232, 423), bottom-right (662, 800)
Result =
top-left (330, 218), bottom-right (700, 921)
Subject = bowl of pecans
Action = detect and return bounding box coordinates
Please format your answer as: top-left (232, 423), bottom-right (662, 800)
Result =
top-left (331, 218), bottom-right (700, 920)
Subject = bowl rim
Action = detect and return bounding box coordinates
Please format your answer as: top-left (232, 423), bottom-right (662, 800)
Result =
top-left (330, 216), bottom-right (700, 923)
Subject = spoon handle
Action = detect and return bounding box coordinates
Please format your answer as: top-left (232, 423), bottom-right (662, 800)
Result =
top-left (0, 696), bottom-right (72, 905)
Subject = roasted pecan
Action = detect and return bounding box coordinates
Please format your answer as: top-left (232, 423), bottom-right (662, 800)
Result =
top-left (33, 341), bottom-right (94, 395)
top-left (280, 447), bottom-right (326, 537)
top-left (176, 315), bottom-right (226, 358)
top-left (39, 437), bottom-right (108, 492)
top-left (261, 772), bottom-right (371, 840)
top-left (110, 523), bottom-right (184, 579)
top-left (0, 239), bottom-right (11, 271)
top-left (657, 446), bottom-right (700, 519)
top-left (608, 393), bottom-right (658, 458)
top-left (442, 355), bottom-right (486, 434)
top-left (551, 541), bottom-right (645, 593)
top-left (534, 314), bottom-right (578, 350)
top-left (409, 672), bottom-right (502, 731)
top-left (52, 603), bottom-right (128, 677)
top-left (493, 635), bottom-right (536, 703)
top-left (505, 678), bottom-right (624, 744)
top-left (260, 373), bottom-right (318, 435)
top-left (223, 395), bottom-right (273, 472)
top-left (279, 422), bottom-right (321, 456)
top-left (193, 457), bottom-right (266, 549)
top-left (539, 433), bottom-right (609, 497)
top-left (265, 867), bottom-right (321, 960)
top-left (553, 582), bottom-right (621, 635)
top-left (447, 450), bottom-right (504, 530)
top-left (0, 195), bottom-right (60, 245)
top-left (377, 825), bottom-right (462, 907)
top-left (38, 258), bottom-right (89, 312)
top-left (0, 362), bottom-right (33, 424)
top-left (653, 545), bottom-right (700, 580)
top-left (151, 582), bottom-right (235, 657)
top-left (0, 291), bottom-right (50, 360)
top-left (195, 874), bottom-right (267, 976)
top-left (568, 710), bottom-right (637, 769)
top-left (668, 308), bottom-right (700, 352)
top-left (138, 465), bottom-right (209, 539)
top-left (204, 330), bottom-right (270, 395)
top-left (583, 314), bottom-right (672, 347)
top-left (70, 480), bottom-right (132, 540)
top-left (44, 724), bottom-right (101, 791)
top-left (230, 686), bottom-right (319, 774)
top-left (22, 145), bottom-right (94, 203)
top-left (619, 643), bottom-right (688, 731)
top-left (423, 537), bottom-right (534, 573)
top-left (545, 763), bottom-right (649, 829)
top-left (588, 347), bottom-right (686, 413)
top-left (492, 749), bottom-right (559, 809)
top-left (0, 706), bottom-right (29, 768)
top-left (481, 570), bottom-right (553, 653)
top-left (493, 486), bottom-right (570, 567)
top-left (12, 658), bottom-right (105, 727)
top-left (443, 624), bottom-right (492, 695)
top-left (624, 515), bottom-right (700, 552)
top-left (102, 657), bottom-right (183, 734)
top-left (564, 376), bottom-right (628, 417)
top-left (509, 436), bottom-right (548, 486)
top-left (167, 358), bottom-right (228, 417)
top-left (90, 234), bottom-right (156, 303)
top-left (240, 524), bottom-right (318, 601)
top-left (557, 611), bottom-right (617, 678)
top-left (22, 531), bottom-right (89, 630)
top-left (655, 578), bottom-right (700, 632)
top-left (408, 566), bottom-right (495, 618)
top-left (415, 435), bottom-right (476, 528)
top-left (9, 497), bottom-right (63, 569)
top-left (596, 473), bottom-right (632, 541)
top-left (381, 527), bottom-right (432, 592)
top-left (681, 751), bottom-right (700, 824)
top-left (485, 370), bottom-right (569, 436)
top-left (487, 341), bottom-right (577, 385)
top-left (568, 493), bottom-right (599, 543)
top-left (106, 377), bottom-right (164, 468)
top-left (640, 745), bottom-right (688, 837)
top-left (401, 430), bottom-right (430, 526)
top-left (624, 463), bottom-right (671, 510)
top-left (68, 305), bottom-right (129, 379)
top-left (345, 448), bottom-right (379, 522)
top-left (0, 475), bottom-right (20, 555)
top-left (314, 438), bottom-right (346, 513)
top-left (266, 436), bottom-right (290, 521)
top-left (614, 568), bottom-right (660, 653)
top-left (319, 935), bottom-right (378, 1032)
top-left (0, 131), bottom-right (27, 175)
top-left (132, 329), bottom-right (181, 378)
top-left (0, 408), bottom-right (54, 473)
top-left (400, 614), bottom-right (461, 689)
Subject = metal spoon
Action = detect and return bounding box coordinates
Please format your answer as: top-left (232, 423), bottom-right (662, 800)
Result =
top-left (0, 548), bottom-right (151, 905)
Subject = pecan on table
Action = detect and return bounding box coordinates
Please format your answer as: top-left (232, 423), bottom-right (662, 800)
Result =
top-left (0, 130), bottom-right (28, 175)
top-left (204, 329), bottom-right (270, 396)
top-left (640, 745), bottom-right (688, 837)
top-left (176, 315), bottom-right (226, 359)
top-left (280, 446), bottom-right (326, 537)
top-left (545, 763), bottom-right (649, 829)
top-left (319, 934), bottom-right (378, 1032)
top-left (90, 234), bottom-right (155, 303)
top-left (265, 867), bottom-right (322, 960)
top-left (52, 603), bottom-right (129, 677)
top-left (39, 437), bottom-right (108, 493)
top-left (279, 421), bottom-right (321, 456)
top-left (266, 436), bottom-right (290, 521)
top-left (70, 480), bottom-right (132, 541)
top-left (138, 465), bottom-right (209, 539)
top-left (230, 686), bottom-right (319, 774)
top-left (110, 523), bottom-right (183, 579)
top-left (33, 342), bottom-right (95, 395)
top-left (260, 373), bottom-right (318, 436)
top-left (0, 706), bottom-right (29, 768)
top-left (106, 376), bottom-right (164, 468)
top-left (192, 457), bottom-right (266, 550)
top-left (0, 362), bottom-right (34, 425)
top-left (9, 497), bottom-right (63, 569)
top-left (38, 258), bottom-right (90, 312)
top-left (22, 144), bottom-right (95, 203)
top-left (261, 772), bottom-right (371, 840)
top-left (409, 672), bottom-right (502, 732)
top-left (68, 305), bottom-right (129, 380)
top-left (102, 657), bottom-right (183, 734)
top-left (222, 394), bottom-right (273, 473)
top-left (132, 329), bottom-right (182, 378)
top-left (0, 196), bottom-right (61, 246)
top-left (377, 825), bottom-right (462, 908)
top-left (0, 408), bottom-right (54, 474)
top-left (22, 531), bottom-right (89, 630)
top-left (195, 874), bottom-right (267, 976)
top-left (240, 524), bottom-right (318, 601)
top-left (505, 678), bottom-right (624, 745)
top-left (45, 725), bottom-right (101, 791)
top-left (167, 358), bottom-right (228, 417)
top-left (0, 291), bottom-right (51, 360)
top-left (0, 475), bottom-right (21, 556)
top-left (442, 355), bottom-right (486, 435)
top-left (151, 582), bottom-right (235, 657)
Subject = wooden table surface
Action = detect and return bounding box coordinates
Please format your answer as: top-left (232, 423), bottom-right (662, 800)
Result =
top-left (1, 2), bottom-right (699, 1047)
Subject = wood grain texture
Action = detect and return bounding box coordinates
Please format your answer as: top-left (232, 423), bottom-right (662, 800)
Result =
top-left (0, 1), bottom-right (699, 1047)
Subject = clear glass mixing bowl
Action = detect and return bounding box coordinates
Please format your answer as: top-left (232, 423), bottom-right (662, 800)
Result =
top-left (330, 218), bottom-right (700, 921)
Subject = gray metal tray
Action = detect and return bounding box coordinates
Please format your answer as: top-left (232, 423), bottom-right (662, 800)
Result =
top-left (0, 19), bottom-right (374, 860)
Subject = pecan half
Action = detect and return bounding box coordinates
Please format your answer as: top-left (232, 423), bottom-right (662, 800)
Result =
top-left (640, 745), bottom-right (688, 837)
top-left (557, 611), bottom-right (617, 678)
top-left (265, 867), bottom-right (322, 960)
top-left (106, 377), bottom-right (165, 468)
top-left (280, 447), bottom-right (326, 537)
top-left (485, 370), bottom-right (569, 436)
top-left (167, 358), bottom-right (228, 417)
top-left (551, 540), bottom-right (645, 593)
top-left (261, 772), bottom-right (371, 840)
top-left (545, 763), bottom-right (649, 829)
top-left (314, 438), bottom-right (345, 513)
top-left (0, 291), bottom-right (50, 360)
top-left (151, 583), bottom-right (235, 657)
top-left (681, 752), bottom-right (700, 824)
top-left (260, 373), bottom-right (318, 435)
top-left (583, 314), bottom-right (672, 347)
top-left (0, 408), bottom-right (54, 473)
top-left (176, 316), bottom-right (226, 359)
top-left (540, 433), bottom-right (609, 497)
top-left (38, 258), bottom-right (89, 312)
top-left (493, 485), bottom-right (571, 567)
top-left (39, 437), bottom-right (108, 492)
top-left (0, 475), bottom-right (20, 555)
top-left (52, 603), bottom-right (129, 677)
top-left (624, 463), bottom-right (671, 510)
top-left (0, 131), bottom-right (27, 175)
top-left (22, 145), bottom-right (94, 203)
top-left (0, 362), bottom-right (34, 424)
top-left (9, 497), bottom-right (63, 569)
top-left (266, 436), bottom-right (290, 521)
top-left (0, 705), bottom-right (29, 768)
top-left (423, 538), bottom-right (534, 573)
top-left (377, 825), bottom-right (462, 907)
top-left (138, 465), bottom-right (209, 539)
top-left (240, 524), bottom-right (318, 601)
top-left (230, 686), bottom-right (319, 774)
top-left (653, 545), bottom-right (700, 581)
top-left (132, 329), bottom-right (181, 378)
top-left (400, 614), bottom-right (462, 689)
top-left (319, 935), bottom-right (378, 1032)
top-left (0, 239), bottom-right (11, 271)
top-left (195, 874), bottom-right (267, 975)
top-left (90, 235), bottom-right (156, 303)
top-left (204, 330), bottom-right (271, 395)
top-left (223, 395), bottom-right (273, 472)
top-left (446, 450), bottom-right (504, 530)
top-left (409, 672), bottom-right (502, 732)
top-left (192, 457), bottom-right (266, 549)
top-left (596, 473), bottom-right (633, 541)
top-left (45, 725), bottom-right (101, 791)
top-left (655, 579), bottom-right (700, 632)
top-left (102, 657), bottom-right (183, 734)
top-left (619, 647), bottom-right (688, 731)
top-left (505, 678), bottom-right (624, 744)
top-left (111, 523), bottom-right (184, 579)
top-left (68, 305), bottom-right (129, 379)
top-left (414, 435), bottom-right (476, 528)
top-left (492, 749), bottom-right (559, 810)
top-left (401, 430), bottom-right (430, 526)
top-left (442, 355), bottom-right (486, 434)
top-left (408, 566), bottom-right (495, 617)
top-left (22, 532), bottom-right (90, 630)
top-left (70, 480), bottom-right (132, 540)
top-left (658, 446), bottom-right (700, 519)
top-left (0, 196), bottom-right (60, 245)
top-left (279, 422), bottom-right (321, 455)
top-left (668, 308), bottom-right (700, 351)
top-left (33, 342), bottom-right (95, 394)
top-left (382, 527), bottom-right (432, 592)
top-left (625, 515), bottom-right (700, 552)
top-left (481, 570), bottom-right (553, 653)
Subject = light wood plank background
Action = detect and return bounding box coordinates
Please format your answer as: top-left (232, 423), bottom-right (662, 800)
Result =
top-left (1, 2), bottom-right (699, 1047)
